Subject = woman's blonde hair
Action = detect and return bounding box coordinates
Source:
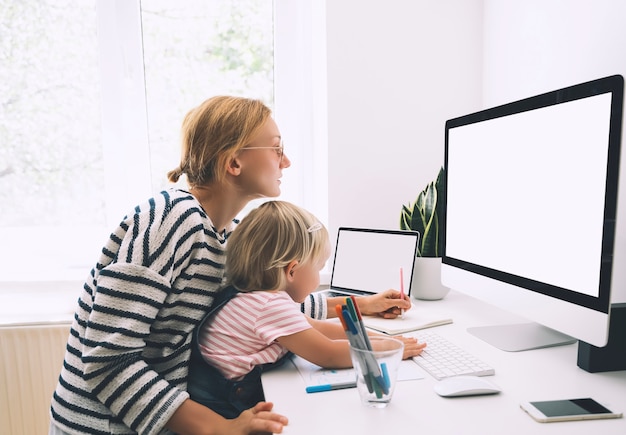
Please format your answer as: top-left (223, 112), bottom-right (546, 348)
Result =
top-left (226, 201), bottom-right (329, 291)
top-left (167, 96), bottom-right (272, 187)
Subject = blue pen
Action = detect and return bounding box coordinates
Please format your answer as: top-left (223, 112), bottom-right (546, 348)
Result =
top-left (342, 307), bottom-right (360, 336)
top-left (347, 296), bottom-right (374, 351)
top-left (342, 308), bottom-right (388, 396)
top-left (341, 307), bottom-right (375, 394)
top-left (381, 362), bottom-right (391, 390)
top-left (347, 296), bottom-right (388, 393)
top-left (306, 381), bottom-right (357, 393)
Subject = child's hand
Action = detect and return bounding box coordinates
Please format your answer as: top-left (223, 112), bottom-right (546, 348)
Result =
top-left (228, 402), bottom-right (288, 434)
top-left (395, 335), bottom-right (427, 359)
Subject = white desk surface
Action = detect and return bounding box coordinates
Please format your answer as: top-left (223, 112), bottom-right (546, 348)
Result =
top-left (262, 290), bottom-right (626, 435)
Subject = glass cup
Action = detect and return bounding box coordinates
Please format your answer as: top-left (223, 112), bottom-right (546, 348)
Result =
top-left (349, 336), bottom-right (404, 408)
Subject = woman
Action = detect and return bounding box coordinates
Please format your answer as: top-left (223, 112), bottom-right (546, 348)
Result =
top-left (49, 96), bottom-right (411, 435)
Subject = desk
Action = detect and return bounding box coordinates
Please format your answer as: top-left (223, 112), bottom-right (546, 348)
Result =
top-left (262, 290), bottom-right (626, 434)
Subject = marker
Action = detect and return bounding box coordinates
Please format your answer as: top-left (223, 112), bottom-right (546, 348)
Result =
top-left (340, 306), bottom-right (375, 394)
top-left (381, 362), bottom-right (391, 390)
top-left (400, 267), bottom-right (405, 319)
top-left (305, 381), bottom-right (357, 393)
top-left (342, 306), bottom-right (387, 396)
top-left (335, 304), bottom-right (349, 330)
top-left (347, 295), bottom-right (372, 349)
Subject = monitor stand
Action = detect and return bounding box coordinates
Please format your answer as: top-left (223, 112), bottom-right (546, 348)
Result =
top-left (467, 322), bottom-right (577, 352)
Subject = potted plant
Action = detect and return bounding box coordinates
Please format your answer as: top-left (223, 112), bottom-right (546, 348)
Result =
top-left (400, 166), bottom-right (450, 300)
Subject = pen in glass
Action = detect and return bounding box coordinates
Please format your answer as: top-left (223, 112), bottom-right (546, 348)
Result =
top-left (342, 306), bottom-right (387, 395)
top-left (337, 305), bottom-right (376, 394)
top-left (347, 295), bottom-right (373, 350)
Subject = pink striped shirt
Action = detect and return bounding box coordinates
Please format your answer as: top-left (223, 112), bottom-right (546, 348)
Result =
top-left (198, 291), bottom-right (312, 380)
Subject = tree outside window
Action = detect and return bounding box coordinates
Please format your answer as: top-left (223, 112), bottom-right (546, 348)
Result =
top-left (0, 0), bottom-right (274, 281)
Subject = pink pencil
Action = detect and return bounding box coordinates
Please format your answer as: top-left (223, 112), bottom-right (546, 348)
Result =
top-left (400, 267), bottom-right (405, 318)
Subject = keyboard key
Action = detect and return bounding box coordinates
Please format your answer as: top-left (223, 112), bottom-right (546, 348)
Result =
top-left (412, 331), bottom-right (495, 380)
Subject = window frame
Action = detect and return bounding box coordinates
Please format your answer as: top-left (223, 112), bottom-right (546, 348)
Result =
top-left (0, 0), bottom-right (328, 294)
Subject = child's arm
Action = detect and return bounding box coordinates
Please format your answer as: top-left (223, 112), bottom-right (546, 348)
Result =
top-left (305, 317), bottom-right (348, 339)
top-left (308, 317), bottom-right (427, 358)
top-left (276, 327), bottom-right (353, 368)
top-left (277, 318), bottom-right (427, 368)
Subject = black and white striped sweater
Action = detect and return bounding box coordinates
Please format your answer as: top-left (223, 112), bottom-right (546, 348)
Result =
top-left (50, 189), bottom-right (232, 434)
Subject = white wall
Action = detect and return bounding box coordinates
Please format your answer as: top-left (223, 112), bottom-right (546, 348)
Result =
top-left (325, 1), bottom-right (484, 243)
top-left (482, 0), bottom-right (626, 303)
top-left (483, 0), bottom-right (626, 106)
top-left (325, 1), bottom-right (626, 302)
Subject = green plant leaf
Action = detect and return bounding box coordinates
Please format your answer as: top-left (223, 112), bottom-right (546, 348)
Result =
top-left (399, 166), bottom-right (445, 257)
top-left (400, 204), bottom-right (413, 230)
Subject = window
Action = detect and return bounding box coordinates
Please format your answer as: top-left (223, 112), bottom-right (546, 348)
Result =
top-left (0, 0), bottom-right (327, 286)
top-left (140, 0), bottom-right (275, 193)
top-left (0, 0), bottom-right (103, 282)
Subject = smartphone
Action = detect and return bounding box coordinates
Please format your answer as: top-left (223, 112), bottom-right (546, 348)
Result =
top-left (520, 398), bottom-right (623, 423)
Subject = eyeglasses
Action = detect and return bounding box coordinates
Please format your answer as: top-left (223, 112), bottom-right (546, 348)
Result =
top-left (240, 141), bottom-right (284, 164)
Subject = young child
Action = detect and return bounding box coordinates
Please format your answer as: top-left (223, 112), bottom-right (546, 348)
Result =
top-left (187, 200), bottom-right (425, 418)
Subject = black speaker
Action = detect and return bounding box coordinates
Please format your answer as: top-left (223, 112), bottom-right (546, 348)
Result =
top-left (577, 303), bottom-right (626, 373)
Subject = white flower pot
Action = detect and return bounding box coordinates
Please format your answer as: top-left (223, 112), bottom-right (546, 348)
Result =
top-left (410, 257), bottom-right (450, 301)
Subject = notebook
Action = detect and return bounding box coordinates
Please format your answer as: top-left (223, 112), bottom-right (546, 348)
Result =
top-left (362, 309), bottom-right (453, 335)
top-left (326, 227), bottom-right (452, 334)
top-left (291, 354), bottom-right (424, 393)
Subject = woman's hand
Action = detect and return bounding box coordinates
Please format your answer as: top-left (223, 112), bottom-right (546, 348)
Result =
top-left (357, 289), bottom-right (411, 318)
top-left (166, 399), bottom-right (288, 435)
top-left (228, 402), bottom-right (288, 435)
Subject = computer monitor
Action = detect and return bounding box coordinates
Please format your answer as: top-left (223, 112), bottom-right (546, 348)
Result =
top-left (442, 74), bottom-right (625, 351)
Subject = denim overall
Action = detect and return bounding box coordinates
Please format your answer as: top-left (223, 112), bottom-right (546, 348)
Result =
top-left (187, 286), bottom-right (291, 418)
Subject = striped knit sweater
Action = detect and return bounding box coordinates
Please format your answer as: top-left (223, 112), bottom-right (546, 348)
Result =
top-left (50, 190), bottom-right (232, 434)
top-left (50, 189), bottom-right (329, 435)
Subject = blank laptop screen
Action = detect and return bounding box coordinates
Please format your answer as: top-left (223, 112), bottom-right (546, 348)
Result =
top-left (330, 228), bottom-right (420, 296)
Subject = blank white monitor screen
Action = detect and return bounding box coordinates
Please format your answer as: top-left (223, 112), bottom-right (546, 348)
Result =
top-left (442, 75), bottom-right (623, 349)
top-left (330, 228), bottom-right (419, 296)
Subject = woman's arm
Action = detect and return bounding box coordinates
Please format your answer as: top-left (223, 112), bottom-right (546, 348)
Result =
top-left (303, 289), bottom-right (411, 320)
top-left (166, 400), bottom-right (288, 435)
top-left (326, 289), bottom-right (412, 318)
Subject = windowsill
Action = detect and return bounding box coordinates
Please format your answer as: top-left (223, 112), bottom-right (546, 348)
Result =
top-left (0, 281), bottom-right (79, 326)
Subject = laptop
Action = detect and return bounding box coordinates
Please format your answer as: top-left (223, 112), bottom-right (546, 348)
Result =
top-left (327, 227), bottom-right (420, 297)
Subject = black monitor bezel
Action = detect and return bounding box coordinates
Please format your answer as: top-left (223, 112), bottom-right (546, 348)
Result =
top-left (329, 227), bottom-right (420, 296)
top-left (443, 75), bottom-right (624, 314)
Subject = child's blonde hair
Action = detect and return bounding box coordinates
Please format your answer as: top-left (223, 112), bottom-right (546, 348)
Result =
top-left (226, 201), bottom-right (329, 291)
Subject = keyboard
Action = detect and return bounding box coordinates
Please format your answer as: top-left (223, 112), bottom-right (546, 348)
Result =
top-left (411, 331), bottom-right (495, 380)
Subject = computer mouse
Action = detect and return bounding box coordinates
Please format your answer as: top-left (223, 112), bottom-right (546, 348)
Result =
top-left (433, 375), bottom-right (501, 397)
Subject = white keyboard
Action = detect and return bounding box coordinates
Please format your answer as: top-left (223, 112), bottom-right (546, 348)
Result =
top-left (412, 331), bottom-right (495, 380)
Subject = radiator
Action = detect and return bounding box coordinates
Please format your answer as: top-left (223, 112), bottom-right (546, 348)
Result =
top-left (0, 323), bottom-right (71, 435)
